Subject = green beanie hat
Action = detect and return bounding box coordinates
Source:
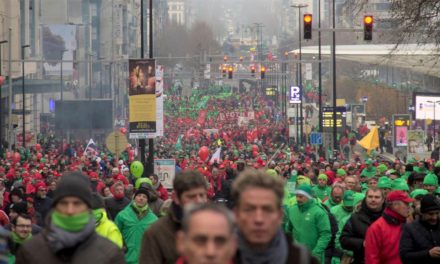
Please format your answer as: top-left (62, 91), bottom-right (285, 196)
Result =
top-left (318, 174), bottom-right (328, 181)
top-left (297, 176), bottom-right (312, 186)
top-left (423, 173), bottom-right (439, 187)
top-left (336, 169), bottom-right (347, 177)
top-left (365, 159), bottom-right (373, 165)
top-left (266, 169), bottom-right (278, 178)
top-left (294, 184), bottom-right (314, 199)
top-left (377, 164), bottom-right (388, 174)
top-left (342, 190), bottom-right (355, 207)
top-left (391, 178), bottom-right (410, 192)
top-left (378, 176), bottom-right (392, 189)
top-left (410, 189), bottom-right (428, 199)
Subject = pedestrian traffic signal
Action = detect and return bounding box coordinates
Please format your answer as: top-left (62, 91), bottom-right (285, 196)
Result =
top-left (228, 66), bottom-right (233, 79)
top-left (364, 15), bottom-right (373, 41)
top-left (260, 66), bottom-right (266, 79)
top-left (222, 65), bottom-right (227, 77)
top-left (304, 14), bottom-right (312, 40)
top-left (251, 65), bottom-right (256, 77)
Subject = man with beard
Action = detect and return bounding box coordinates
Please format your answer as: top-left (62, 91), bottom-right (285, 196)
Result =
top-left (104, 182), bottom-right (130, 220)
top-left (400, 194), bottom-right (440, 264)
top-left (340, 187), bottom-right (385, 264)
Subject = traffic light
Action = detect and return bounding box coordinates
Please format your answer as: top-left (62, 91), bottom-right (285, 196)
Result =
top-left (228, 66), bottom-right (233, 79)
top-left (304, 14), bottom-right (312, 40)
top-left (223, 55), bottom-right (228, 62)
top-left (260, 66), bottom-right (266, 79)
top-left (222, 65), bottom-right (227, 77)
top-left (239, 56), bottom-right (243, 62)
top-left (363, 15), bottom-right (373, 41)
top-left (251, 65), bottom-right (256, 77)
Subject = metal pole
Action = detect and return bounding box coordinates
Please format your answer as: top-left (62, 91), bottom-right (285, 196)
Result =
top-left (139, 0), bottom-right (147, 172)
top-left (147, 0), bottom-right (154, 175)
top-left (332, 0), bottom-right (338, 149)
top-left (21, 45), bottom-right (30, 148)
top-left (60, 49), bottom-right (66, 153)
top-left (318, 0), bottom-right (323, 133)
top-left (8, 29), bottom-right (12, 151)
top-left (298, 8), bottom-right (303, 146)
top-left (89, 53), bottom-right (93, 139)
top-left (0, 40), bottom-right (8, 152)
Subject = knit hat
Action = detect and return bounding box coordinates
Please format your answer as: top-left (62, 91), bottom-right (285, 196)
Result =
top-left (342, 190), bottom-right (355, 207)
top-left (410, 189), bottom-right (428, 199)
top-left (318, 174), bottom-right (328, 181)
top-left (294, 184), bottom-right (314, 199)
top-left (266, 169), bottom-right (278, 177)
top-left (53, 172), bottom-right (92, 208)
top-left (91, 193), bottom-right (105, 210)
top-left (9, 202), bottom-right (27, 214)
top-left (297, 176), bottom-right (311, 186)
top-left (336, 169), bottom-right (346, 177)
top-left (423, 173), bottom-right (439, 187)
top-left (377, 164), bottom-right (388, 174)
top-left (420, 194), bottom-right (440, 213)
top-left (391, 178), bottom-right (409, 191)
top-left (378, 176), bottom-right (392, 189)
top-left (134, 187), bottom-right (150, 200)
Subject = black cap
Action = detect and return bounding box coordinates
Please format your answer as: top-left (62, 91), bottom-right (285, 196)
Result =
top-left (134, 187), bottom-right (150, 200)
top-left (53, 172), bottom-right (92, 208)
top-left (420, 194), bottom-right (440, 213)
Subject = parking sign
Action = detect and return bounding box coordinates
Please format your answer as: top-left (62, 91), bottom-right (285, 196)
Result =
top-left (290, 86), bottom-right (301, 104)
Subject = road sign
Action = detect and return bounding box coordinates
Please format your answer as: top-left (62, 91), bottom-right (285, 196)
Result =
top-left (289, 86), bottom-right (301, 104)
top-left (310, 132), bottom-right (323, 145)
top-left (105, 131), bottom-right (128, 155)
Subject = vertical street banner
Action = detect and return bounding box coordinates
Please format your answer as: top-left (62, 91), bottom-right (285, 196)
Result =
top-left (407, 130), bottom-right (426, 161)
top-left (145, 65), bottom-right (164, 138)
top-left (128, 59), bottom-right (156, 139)
top-left (392, 114), bottom-right (411, 148)
top-left (154, 159), bottom-right (176, 189)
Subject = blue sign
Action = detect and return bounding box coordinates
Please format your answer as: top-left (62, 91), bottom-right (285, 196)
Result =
top-left (310, 132), bottom-right (322, 145)
top-left (289, 86), bottom-right (301, 104)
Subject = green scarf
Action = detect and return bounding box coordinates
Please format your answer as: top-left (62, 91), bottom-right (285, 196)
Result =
top-left (51, 211), bottom-right (91, 232)
top-left (131, 203), bottom-right (149, 218)
top-left (11, 231), bottom-right (32, 245)
top-left (93, 208), bottom-right (105, 224)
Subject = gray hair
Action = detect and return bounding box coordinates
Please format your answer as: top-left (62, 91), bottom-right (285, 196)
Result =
top-left (182, 203), bottom-right (235, 234)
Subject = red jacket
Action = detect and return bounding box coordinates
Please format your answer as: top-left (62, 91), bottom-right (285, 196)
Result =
top-left (365, 209), bottom-right (405, 264)
top-left (156, 183), bottom-right (169, 201)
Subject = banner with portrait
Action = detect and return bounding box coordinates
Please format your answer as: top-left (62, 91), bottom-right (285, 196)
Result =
top-left (128, 59), bottom-right (156, 139)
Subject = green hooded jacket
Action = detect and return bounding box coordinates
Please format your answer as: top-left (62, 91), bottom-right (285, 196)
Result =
top-left (286, 199), bottom-right (332, 263)
top-left (330, 204), bottom-right (352, 224)
top-left (115, 203), bottom-right (158, 264)
top-left (323, 197), bottom-right (339, 209)
top-left (312, 185), bottom-right (332, 200)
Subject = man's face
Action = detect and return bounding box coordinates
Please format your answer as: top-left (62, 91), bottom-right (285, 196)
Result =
top-left (234, 187), bottom-right (282, 248)
top-left (345, 177), bottom-right (356, 190)
top-left (365, 190), bottom-right (384, 212)
top-left (295, 194), bottom-right (309, 205)
top-left (177, 211), bottom-right (236, 264)
top-left (176, 187), bottom-right (208, 207)
top-left (55, 196), bottom-right (89, 216)
top-left (114, 185), bottom-right (125, 195)
top-left (134, 193), bottom-right (148, 208)
top-left (392, 201), bottom-right (411, 218)
top-left (368, 179), bottom-right (378, 188)
top-left (331, 188), bottom-right (344, 204)
top-left (424, 185), bottom-right (437, 194)
top-left (12, 216), bottom-right (32, 240)
top-left (318, 178), bottom-right (327, 187)
top-left (149, 176), bottom-right (158, 185)
top-left (37, 187), bottom-right (47, 199)
top-left (421, 210), bottom-right (440, 226)
top-left (11, 195), bottom-right (21, 204)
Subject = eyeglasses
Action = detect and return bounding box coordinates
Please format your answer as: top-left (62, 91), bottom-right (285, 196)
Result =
top-left (15, 224), bottom-right (32, 229)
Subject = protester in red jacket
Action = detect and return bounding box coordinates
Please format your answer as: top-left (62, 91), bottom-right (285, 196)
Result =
top-left (149, 174), bottom-right (169, 201)
top-left (365, 190), bottom-right (414, 264)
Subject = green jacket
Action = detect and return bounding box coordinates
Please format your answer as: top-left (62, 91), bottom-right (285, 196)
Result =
top-left (115, 203), bottom-right (158, 264)
top-left (96, 210), bottom-right (124, 248)
top-left (286, 199), bottom-right (332, 263)
top-left (330, 204), bottom-right (352, 224)
top-left (323, 197), bottom-right (339, 209)
top-left (312, 185), bottom-right (331, 200)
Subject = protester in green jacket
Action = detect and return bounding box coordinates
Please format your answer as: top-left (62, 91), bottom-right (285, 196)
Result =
top-left (312, 174), bottom-right (331, 200)
top-left (330, 190), bottom-right (355, 224)
top-left (8, 214), bottom-right (32, 263)
top-left (91, 193), bottom-right (123, 248)
top-left (360, 159), bottom-right (376, 178)
top-left (323, 185), bottom-right (344, 209)
top-left (115, 188), bottom-right (158, 264)
top-left (286, 185), bottom-right (332, 263)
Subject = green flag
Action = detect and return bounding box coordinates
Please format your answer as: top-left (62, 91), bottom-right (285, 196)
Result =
top-left (175, 134), bottom-right (183, 151)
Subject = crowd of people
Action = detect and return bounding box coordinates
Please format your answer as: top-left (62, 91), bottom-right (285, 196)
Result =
top-left (0, 86), bottom-right (438, 264)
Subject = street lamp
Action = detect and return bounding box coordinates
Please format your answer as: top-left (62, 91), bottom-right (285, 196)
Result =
top-left (21, 44), bottom-right (30, 148)
top-left (0, 40), bottom-right (8, 152)
top-left (427, 100), bottom-right (440, 147)
top-left (291, 4), bottom-right (308, 146)
top-left (59, 49), bottom-right (67, 153)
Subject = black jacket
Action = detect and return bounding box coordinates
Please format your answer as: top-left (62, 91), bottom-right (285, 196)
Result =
top-left (104, 196), bottom-right (130, 220)
top-left (400, 219), bottom-right (440, 264)
top-left (34, 196), bottom-right (53, 227)
top-left (339, 200), bottom-right (383, 264)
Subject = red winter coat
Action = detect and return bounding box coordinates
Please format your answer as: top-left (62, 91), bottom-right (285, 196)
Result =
top-left (156, 183), bottom-right (169, 201)
top-left (364, 209), bottom-right (405, 264)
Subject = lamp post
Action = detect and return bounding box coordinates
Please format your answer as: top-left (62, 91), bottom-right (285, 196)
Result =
top-left (21, 44), bottom-right (30, 148)
top-left (59, 49), bottom-right (67, 152)
top-left (292, 4), bottom-right (308, 146)
top-left (0, 40), bottom-right (8, 152)
top-left (427, 100), bottom-right (440, 147)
